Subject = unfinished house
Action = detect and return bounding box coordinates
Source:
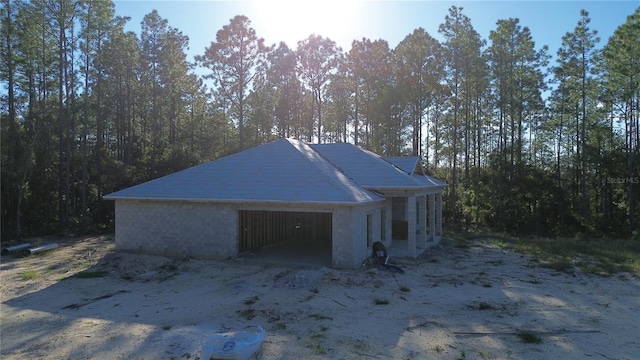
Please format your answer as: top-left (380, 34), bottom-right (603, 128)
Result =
top-left (104, 138), bottom-right (446, 268)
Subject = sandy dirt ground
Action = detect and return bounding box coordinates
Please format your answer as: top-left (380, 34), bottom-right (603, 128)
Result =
top-left (1, 234), bottom-right (639, 360)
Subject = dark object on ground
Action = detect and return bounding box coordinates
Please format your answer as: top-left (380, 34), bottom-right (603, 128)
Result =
top-left (378, 263), bottom-right (405, 274)
top-left (372, 241), bottom-right (404, 273)
top-left (1, 243), bottom-right (32, 255)
top-left (62, 290), bottom-right (130, 310)
top-left (372, 241), bottom-right (388, 264)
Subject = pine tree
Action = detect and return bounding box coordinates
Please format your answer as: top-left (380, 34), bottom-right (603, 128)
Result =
top-left (438, 6), bottom-right (485, 227)
top-left (394, 28), bottom-right (445, 157)
top-left (602, 8), bottom-right (640, 234)
top-left (197, 15), bottom-right (266, 151)
top-left (296, 34), bottom-right (342, 144)
top-left (554, 9), bottom-right (600, 227)
top-left (488, 18), bottom-right (549, 231)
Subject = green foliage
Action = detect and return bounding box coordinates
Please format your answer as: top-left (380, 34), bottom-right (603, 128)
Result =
top-left (306, 333), bottom-right (327, 355)
top-left (296, 34), bottom-right (342, 144)
top-left (20, 270), bottom-right (39, 280)
top-left (237, 309), bottom-right (256, 320)
top-left (197, 15), bottom-right (267, 151)
top-left (517, 332), bottom-right (542, 344)
top-left (456, 231), bottom-right (640, 275)
top-left (515, 236), bottom-right (640, 275)
top-left (243, 295), bottom-right (259, 305)
top-left (395, 28), bottom-right (445, 156)
top-left (373, 298), bottom-right (389, 305)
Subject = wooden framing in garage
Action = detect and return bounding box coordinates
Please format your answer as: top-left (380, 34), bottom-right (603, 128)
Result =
top-left (239, 210), bottom-right (332, 253)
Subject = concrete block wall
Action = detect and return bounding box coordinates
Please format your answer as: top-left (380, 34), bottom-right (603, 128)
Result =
top-left (330, 203), bottom-right (383, 268)
top-left (351, 206), bottom-right (369, 266)
top-left (352, 203), bottom-right (386, 267)
top-left (115, 199), bottom-right (237, 259)
top-left (331, 207), bottom-right (353, 268)
top-left (382, 198), bottom-right (393, 248)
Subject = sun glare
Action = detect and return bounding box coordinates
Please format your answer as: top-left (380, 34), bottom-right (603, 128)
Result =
top-left (250, 0), bottom-right (363, 49)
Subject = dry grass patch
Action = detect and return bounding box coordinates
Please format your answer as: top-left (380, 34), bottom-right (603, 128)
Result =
top-left (455, 232), bottom-right (640, 275)
top-left (20, 270), bottom-right (39, 280)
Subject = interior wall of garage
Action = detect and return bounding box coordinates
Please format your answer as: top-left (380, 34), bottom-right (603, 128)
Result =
top-left (238, 210), bottom-right (332, 252)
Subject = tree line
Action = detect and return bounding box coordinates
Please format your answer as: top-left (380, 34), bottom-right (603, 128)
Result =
top-left (1, 0), bottom-right (638, 238)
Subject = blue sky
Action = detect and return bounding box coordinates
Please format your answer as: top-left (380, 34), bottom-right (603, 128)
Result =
top-left (113, 0), bottom-right (638, 64)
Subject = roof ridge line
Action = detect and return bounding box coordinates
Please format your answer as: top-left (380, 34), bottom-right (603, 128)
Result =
top-left (287, 139), bottom-right (383, 202)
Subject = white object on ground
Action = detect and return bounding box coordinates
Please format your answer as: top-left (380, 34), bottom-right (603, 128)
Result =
top-left (201, 325), bottom-right (265, 360)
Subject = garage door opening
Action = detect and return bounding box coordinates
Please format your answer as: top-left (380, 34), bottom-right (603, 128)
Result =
top-left (239, 210), bottom-right (332, 265)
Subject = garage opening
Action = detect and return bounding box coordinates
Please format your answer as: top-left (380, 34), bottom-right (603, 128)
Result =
top-left (239, 210), bottom-right (332, 265)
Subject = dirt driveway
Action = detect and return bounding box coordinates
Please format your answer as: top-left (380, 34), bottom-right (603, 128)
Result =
top-left (1, 234), bottom-right (639, 359)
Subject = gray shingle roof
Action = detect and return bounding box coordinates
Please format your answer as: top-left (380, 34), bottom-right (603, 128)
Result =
top-left (311, 143), bottom-right (438, 190)
top-left (384, 156), bottom-right (420, 174)
top-left (384, 156), bottom-right (448, 188)
top-left (104, 139), bottom-right (383, 204)
top-left (105, 138), bottom-right (447, 203)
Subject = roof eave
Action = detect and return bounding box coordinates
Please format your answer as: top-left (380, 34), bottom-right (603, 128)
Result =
top-left (364, 186), bottom-right (447, 197)
top-left (364, 185), bottom-right (446, 190)
top-left (104, 196), bottom-right (385, 206)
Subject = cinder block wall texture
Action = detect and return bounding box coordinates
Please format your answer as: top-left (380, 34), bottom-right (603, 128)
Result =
top-left (331, 207), bottom-right (353, 268)
top-left (115, 199), bottom-right (237, 259)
